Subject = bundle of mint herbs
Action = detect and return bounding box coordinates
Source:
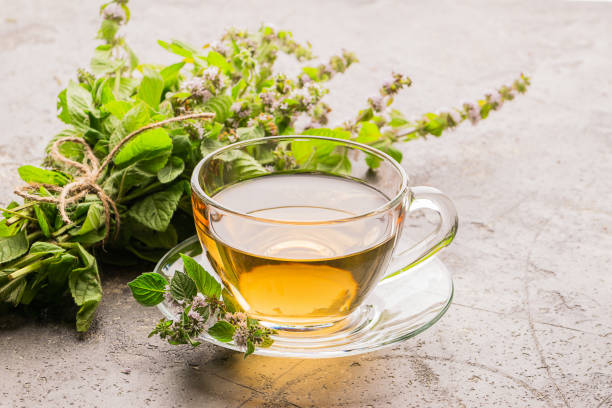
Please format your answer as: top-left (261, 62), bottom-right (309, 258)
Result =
top-left (0, 0), bottom-right (529, 355)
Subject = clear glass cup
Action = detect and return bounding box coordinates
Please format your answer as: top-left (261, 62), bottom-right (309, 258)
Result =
top-left (191, 136), bottom-right (457, 331)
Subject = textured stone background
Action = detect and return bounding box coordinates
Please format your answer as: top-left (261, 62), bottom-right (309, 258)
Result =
top-left (1, 0), bottom-right (611, 407)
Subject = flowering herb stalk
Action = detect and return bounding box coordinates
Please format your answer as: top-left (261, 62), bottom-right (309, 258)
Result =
top-left (0, 0), bottom-right (530, 336)
top-left (128, 254), bottom-right (274, 357)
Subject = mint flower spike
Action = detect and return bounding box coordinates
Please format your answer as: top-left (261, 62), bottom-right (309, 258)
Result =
top-left (131, 254), bottom-right (275, 357)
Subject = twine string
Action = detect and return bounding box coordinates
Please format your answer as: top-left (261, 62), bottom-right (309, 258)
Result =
top-left (14, 112), bottom-right (215, 242)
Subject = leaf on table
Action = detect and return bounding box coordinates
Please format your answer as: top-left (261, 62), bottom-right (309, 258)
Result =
top-left (0, 230), bottom-right (28, 264)
top-left (127, 272), bottom-right (168, 306)
top-left (169, 270), bottom-right (197, 301)
top-left (67, 243), bottom-right (103, 332)
top-left (207, 321), bottom-right (235, 343)
top-left (180, 253), bottom-right (221, 298)
top-left (128, 182), bottom-right (184, 232)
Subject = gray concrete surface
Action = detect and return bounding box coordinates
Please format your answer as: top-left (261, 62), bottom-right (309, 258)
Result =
top-left (1, 0), bottom-right (611, 407)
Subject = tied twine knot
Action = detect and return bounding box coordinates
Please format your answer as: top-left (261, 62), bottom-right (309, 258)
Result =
top-left (15, 112), bottom-right (215, 242)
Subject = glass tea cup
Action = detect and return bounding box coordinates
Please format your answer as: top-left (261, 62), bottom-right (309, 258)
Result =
top-left (191, 136), bottom-right (457, 331)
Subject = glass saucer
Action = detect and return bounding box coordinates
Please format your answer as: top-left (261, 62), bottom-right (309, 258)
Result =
top-left (155, 236), bottom-right (453, 358)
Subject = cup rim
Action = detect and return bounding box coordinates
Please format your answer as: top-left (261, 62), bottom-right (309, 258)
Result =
top-left (190, 135), bottom-right (409, 225)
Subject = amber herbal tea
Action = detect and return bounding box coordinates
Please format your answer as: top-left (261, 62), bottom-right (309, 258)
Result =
top-left (192, 173), bottom-right (400, 325)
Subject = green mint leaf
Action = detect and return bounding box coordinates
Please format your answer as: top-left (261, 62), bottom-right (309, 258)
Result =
top-left (356, 121), bottom-right (382, 144)
top-left (380, 144), bottom-right (403, 163)
top-left (157, 156), bottom-right (185, 184)
top-left (67, 243), bottom-right (103, 332)
top-left (221, 288), bottom-right (243, 313)
top-left (236, 126), bottom-right (265, 141)
top-left (207, 51), bottom-right (232, 75)
top-left (127, 272), bottom-right (168, 306)
top-left (132, 224), bottom-right (178, 250)
top-left (137, 67), bottom-right (164, 109)
top-left (180, 253), bottom-right (221, 298)
top-left (244, 340), bottom-right (255, 359)
top-left (203, 95), bottom-right (233, 123)
top-left (47, 254), bottom-right (77, 290)
top-left (17, 165), bottom-right (70, 186)
top-left (90, 45), bottom-right (123, 76)
top-left (423, 113), bottom-right (446, 137)
top-left (98, 20), bottom-right (119, 43)
top-left (157, 39), bottom-right (196, 59)
top-left (0, 230), bottom-right (28, 264)
top-left (160, 62), bottom-right (185, 89)
top-left (33, 204), bottom-right (52, 238)
top-left (113, 128), bottom-right (173, 169)
top-left (104, 100), bottom-right (133, 119)
top-left (71, 203), bottom-right (104, 236)
top-left (29, 242), bottom-right (64, 254)
top-left (301, 127), bottom-right (351, 139)
top-left (128, 182), bottom-right (184, 232)
top-left (218, 150), bottom-right (268, 178)
top-left (169, 270), bottom-right (197, 301)
top-left (66, 80), bottom-right (99, 127)
top-left (109, 102), bottom-right (151, 149)
top-left (207, 321), bottom-right (235, 343)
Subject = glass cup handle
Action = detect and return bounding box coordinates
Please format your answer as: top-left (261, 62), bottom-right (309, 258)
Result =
top-left (383, 186), bottom-right (458, 281)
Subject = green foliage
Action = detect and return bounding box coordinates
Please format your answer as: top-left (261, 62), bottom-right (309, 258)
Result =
top-left (18, 165), bottom-right (70, 186)
top-left (180, 253), bottom-right (221, 298)
top-left (127, 272), bottom-right (168, 306)
top-left (169, 270), bottom-right (196, 301)
top-left (208, 321), bottom-right (235, 343)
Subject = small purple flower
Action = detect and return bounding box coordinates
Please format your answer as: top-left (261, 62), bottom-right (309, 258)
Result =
top-left (188, 309), bottom-right (203, 323)
top-left (300, 74), bottom-right (312, 85)
top-left (192, 293), bottom-right (208, 309)
top-left (231, 102), bottom-right (242, 113)
top-left (202, 66), bottom-right (220, 82)
top-left (260, 91), bottom-right (275, 107)
top-left (368, 96), bottom-right (385, 112)
top-left (463, 102), bottom-right (481, 125)
top-left (102, 4), bottom-right (125, 22)
top-left (211, 41), bottom-right (229, 57)
top-left (448, 110), bottom-right (462, 126)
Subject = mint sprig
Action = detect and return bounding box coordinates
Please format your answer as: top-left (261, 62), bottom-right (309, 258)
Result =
top-left (129, 253), bottom-right (275, 357)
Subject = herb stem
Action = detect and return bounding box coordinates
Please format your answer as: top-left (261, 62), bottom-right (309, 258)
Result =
top-left (27, 231), bottom-right (43, 242)
top-left (119, 182), bottom-right (163, 203)
top-left (0, 206), bottom-right (36, 221)
top-left (51, 218), bottom-right (83, 237)
top-left (3, 252), bottom-right (47, 270)
top-left (7, 259), bottom-right (46, 281)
